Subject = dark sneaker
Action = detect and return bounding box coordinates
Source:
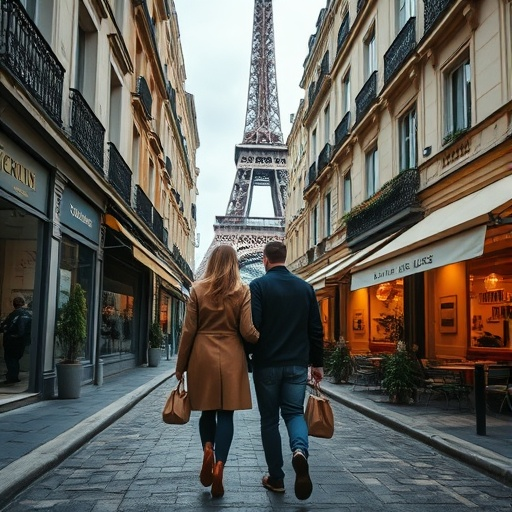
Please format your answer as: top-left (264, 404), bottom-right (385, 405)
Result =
top-left (262, 475), bottom-right (285, 493)
top-left (292, 450), bottom-right (312, 500)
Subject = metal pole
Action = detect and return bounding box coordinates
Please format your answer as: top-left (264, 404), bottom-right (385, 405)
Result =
top-left (474, 364), bottom-right (486, 435)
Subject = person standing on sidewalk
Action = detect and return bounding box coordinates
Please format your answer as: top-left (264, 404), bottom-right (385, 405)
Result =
top-left (0, 297), bottom-right (32, 385)
top-left (249, 241), bottom-right (324, 500)
top-left (175, 245), bottom-right (259, 498)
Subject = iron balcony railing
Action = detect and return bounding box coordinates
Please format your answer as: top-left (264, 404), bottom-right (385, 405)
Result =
top-left (305, 161), bottom-right (317, 190)
top-left (0, 0), bottom-right (64, 124)
top-left (215, 216), bottom-right (285, 229)
top-left (308, 50), bottom-right (330, 109)
top-left (165, 156), bottom-right (172, 178)
top-left (357, 0), bottom-right (366, 14)
top-left (384, 17), bottom-right (416, 84)
top-left (135, 185), bottom-right (153, 229)
top-left (355, 71), bottom-right (377, 123)
top-left (334, 112), bottom-right (351, 149)
top-left (424, 0), bottom-right (454, 34)
top-left (136, 75), bottom-right (152, 118)
top-left (69, 89), bottom-right (105, 173)
top-left (172, 244), bottom-right (194, 281)
top-left (318, 143), bottom-right (332, 173)
top-left (337, 13), bottom-right (350, 54)
top-left (152, 208), bottom-right (164, 243)
top-left (346, 168), bottom-right (420, 241)
top-left (108, 142), bottom-right (132, 206)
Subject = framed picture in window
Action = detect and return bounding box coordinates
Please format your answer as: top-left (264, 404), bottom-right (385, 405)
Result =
top-left (439, 296), bottom-right (457, 334)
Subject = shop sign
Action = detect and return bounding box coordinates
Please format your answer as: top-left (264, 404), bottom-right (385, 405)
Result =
top-left (0, 135), bottom-right (49, 214)
top-left (61, 186), bottom-right (101, 244)
top-left (351, 226), bottom-right (486, 290)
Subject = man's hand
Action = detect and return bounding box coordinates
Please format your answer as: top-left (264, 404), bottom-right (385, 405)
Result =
top-left (310, 367), bottom-right (324, 383)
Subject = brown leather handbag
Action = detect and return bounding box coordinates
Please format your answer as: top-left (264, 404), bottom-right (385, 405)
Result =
top-left (305, 384), bottom-right (334, 439)
top-left (162, 377), bottom-right (191, 425)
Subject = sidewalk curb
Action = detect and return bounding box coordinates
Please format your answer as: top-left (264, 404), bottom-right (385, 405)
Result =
top-left (321, 385), bottom-right (512, 487)
top-left (0, 369), bottom-right (175, 508)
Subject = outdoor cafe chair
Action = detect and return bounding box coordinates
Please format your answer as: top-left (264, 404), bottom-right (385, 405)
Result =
top-left (485, 367), bottom-right (512, 414)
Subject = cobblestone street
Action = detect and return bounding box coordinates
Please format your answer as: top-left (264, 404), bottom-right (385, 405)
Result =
top-left (3, 381), bottom-right (511, 512)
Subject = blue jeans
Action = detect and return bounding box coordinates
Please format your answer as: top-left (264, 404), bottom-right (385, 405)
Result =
top-left (253, 365), bottom-right (309, 481)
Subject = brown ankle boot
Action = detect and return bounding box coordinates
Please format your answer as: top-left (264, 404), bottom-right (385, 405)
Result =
top-left (200, 442), bottom-right (214, 487)
top-left (211, 461), bottom-right (224, 498)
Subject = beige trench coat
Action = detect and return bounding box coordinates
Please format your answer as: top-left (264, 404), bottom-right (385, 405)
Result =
top-left (175, 281), bottom-right (259, 411)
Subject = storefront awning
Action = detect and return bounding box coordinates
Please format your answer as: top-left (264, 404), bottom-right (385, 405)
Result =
top-left (351, 175), bottom-right (512, 290)
top-left (104, 214), bottom-right (183, 291)
top-left (308, 235), bottom-right (396, 291)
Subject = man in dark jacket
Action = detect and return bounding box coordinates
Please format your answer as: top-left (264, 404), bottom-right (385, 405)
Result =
top-left (0, 297), bottom-right (32, 385)
top-left (250, 241), bottom-right (323, 501)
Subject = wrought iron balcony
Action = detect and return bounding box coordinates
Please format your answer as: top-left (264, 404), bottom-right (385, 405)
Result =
top-left (69, 89), bottom-right (105, 174)
top-left (136, 75), bottom-right (152, 118)
top-left (135, 185), bottom-right (153, 229)
top-left (152, 208), bottom-right (164, 243)
top-left (337, 14), bottom-right (350, 54)
top-left (308, 51), bottom-right (330, 109)
top-left (172, 244), bottom-right (194, 281)
top-left (424, 0), bottom-right (454, 34)
top-left (0, 0), bottom-right (64, 124)
top-left (346, 168), bottom-right (420, 242)
top-left (355, 71), bottom-right (377, 124)
top-left (305, 162), bottom-right (317, 191)
top-left (108, 143), bottom-right (132, 205)
top-left (334, 112), bottom-right (351, 150)
top-left (318, 143), bottom-right (332, 173)
top-left (357, 0), bottom-right (366, 13)
top-left (384, 18), bottom-right (416, 84)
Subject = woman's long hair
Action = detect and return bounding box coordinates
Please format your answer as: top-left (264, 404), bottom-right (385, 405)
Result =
top-left (201, 245), bottom-right (243, 304)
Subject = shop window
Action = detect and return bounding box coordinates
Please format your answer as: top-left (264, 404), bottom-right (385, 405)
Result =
top-left (57, 235), bottom-right (94, 362)
top-left (469, 254), bottom-right (512, 349)
top-left (100, 285), bottom-right (135, 356)
top-left (369, 279), bottom-right (404, 343)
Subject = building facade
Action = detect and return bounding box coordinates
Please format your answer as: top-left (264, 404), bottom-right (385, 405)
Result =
top-left (0, 0), bottom-right (198, 400)
top-left (286, 0), bottom-right (512, 361)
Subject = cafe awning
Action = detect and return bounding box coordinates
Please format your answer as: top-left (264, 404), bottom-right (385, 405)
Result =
top-left (307, 235), bottom-right (396, 291)
top-left (104, 213), bottom-right (183, 292)
top-left (351, 175), bottom-right (512, 290)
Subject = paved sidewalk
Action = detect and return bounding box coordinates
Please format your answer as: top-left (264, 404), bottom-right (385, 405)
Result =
top-left (0, 358), bottom-right (511, 508)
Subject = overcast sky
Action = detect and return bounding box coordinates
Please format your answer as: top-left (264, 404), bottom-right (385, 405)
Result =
top-left (173, 0), bottom-right (327, 269)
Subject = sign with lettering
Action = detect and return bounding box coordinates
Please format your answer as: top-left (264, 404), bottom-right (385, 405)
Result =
top-left (351, 226), bottom-right (486, 290)
top-left (60, 186), bottom-right (101, 244)
top-left (0, 134), bottom-right (49, 214)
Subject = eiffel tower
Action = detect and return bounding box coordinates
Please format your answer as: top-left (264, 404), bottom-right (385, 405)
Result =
top-left (196, 0), bottom-right (288, 282)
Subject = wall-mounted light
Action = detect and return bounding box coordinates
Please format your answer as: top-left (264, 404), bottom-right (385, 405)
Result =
top-left (376, 282), bottom-right (392, 301)
top-left (484, 272), bottom-right (502, 291)
top-left (422, 146), bottom-right (432, 157)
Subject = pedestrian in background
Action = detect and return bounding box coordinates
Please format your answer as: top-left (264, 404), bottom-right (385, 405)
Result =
top-left (249, 241), bottom-right (323, 500)
top-left (0, 297), bottom-right (32, 385)
top-left (175, 244), bottom-right (259, 498)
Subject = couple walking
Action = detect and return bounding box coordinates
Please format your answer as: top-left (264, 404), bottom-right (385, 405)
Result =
top-left (175, 241), bottom-right (324, 500)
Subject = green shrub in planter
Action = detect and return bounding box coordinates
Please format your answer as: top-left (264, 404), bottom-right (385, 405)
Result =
top-left (149, 321), bottom-right (164, 349)
top-left (56, 283), bottom-right (87, 363)
top-left (381, 342), bottom-right (420, 404)
top-left (325, 338), bottom-right (353, 384)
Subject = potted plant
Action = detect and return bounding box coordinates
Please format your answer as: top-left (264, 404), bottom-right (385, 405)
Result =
top-left (148, 321), bottom-right (164, 367)
top-left (325, 337), bottom-right (353, 384)
top-left (55, 283), bottom-right (87, 398)
top-left (381, 341), bottom-right (420, 404)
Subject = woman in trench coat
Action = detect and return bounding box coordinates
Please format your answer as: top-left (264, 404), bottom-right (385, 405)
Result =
top-left (175, 244), bottom-right (259, 498)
